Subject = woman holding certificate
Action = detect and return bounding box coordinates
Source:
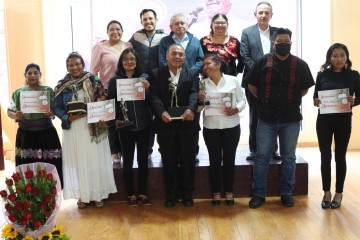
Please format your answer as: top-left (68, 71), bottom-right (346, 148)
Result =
top-left (7, 63), bottom-right (63, 186)
top-left (107, 48), bottom-right (153, 206)
top-left (199, 54), bottom-right (246, 206)
top-left (313, 43), bottom-right (360, 209)
top-left (54, 52), bottom-right (117, 208)
top-left (90, 20), bottom-right (132, 164)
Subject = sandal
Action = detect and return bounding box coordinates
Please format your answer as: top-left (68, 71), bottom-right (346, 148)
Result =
top-left (95, 200), bottom-right (104, 208)
top-left (77, 199), bottom-right (87, 209)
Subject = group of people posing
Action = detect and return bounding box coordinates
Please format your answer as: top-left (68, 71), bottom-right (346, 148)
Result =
top-left (7, 2), bottom-right (360, 210)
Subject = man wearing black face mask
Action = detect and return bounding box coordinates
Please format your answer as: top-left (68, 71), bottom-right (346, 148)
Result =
top-left (245, 28), bottom-right (315, 209)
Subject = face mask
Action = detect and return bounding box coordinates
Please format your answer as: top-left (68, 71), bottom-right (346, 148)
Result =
top-left (275, 43), bottom-right (291, 56)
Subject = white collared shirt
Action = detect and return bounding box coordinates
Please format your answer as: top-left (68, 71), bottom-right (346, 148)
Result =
top-left (203, 74), bottom-right (246, 129)
top-left (169, 67), bottom-right (182, 85)
top-left (259, 26), bottom-right (271, 54)
top-left (172, 33), bottom-right (189, 49)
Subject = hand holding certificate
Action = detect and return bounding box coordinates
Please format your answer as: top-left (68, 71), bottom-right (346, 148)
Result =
top-left (116, 78), bottom-right (146, 101)
top-left (87, 99), bottom-right (115, 123)
top-left (204, 92), bottom-right (233, 116)
top-left (318, 88), bottom-right (351, 114)
top-left (20, 91), bottom-right (50, 113)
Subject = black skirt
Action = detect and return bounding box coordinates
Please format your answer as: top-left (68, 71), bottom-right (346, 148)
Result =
top-left (15, 126), bottom-right (63, 188)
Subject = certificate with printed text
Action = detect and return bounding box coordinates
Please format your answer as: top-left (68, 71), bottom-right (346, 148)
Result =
top-left (318, 88), bottom-right (350, 114)
top-left (20, 91), bottom-right (50, 113)
top-left (204, 92), bottom-right (233, 116)
top-left (87, 99), bottom-right (115, 123)
top-left (116, 78), bottom-right (145, 101)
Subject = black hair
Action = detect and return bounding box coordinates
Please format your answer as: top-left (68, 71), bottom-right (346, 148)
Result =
top-left (321, 43), bottom-right (352, 72)
top-left (140, 9), bottom-right (157, 20)
top-left (210, 14), bottom-right (228, 35)
top-left (66, 52), bottom-right (85, 67)
top-left (24, 63), bottom-right (41, 76)
top-left (273, 28), bottom-right (292, 40)
top-left (107, 20), bottom-right (123, 32)
top-left (115, 48), bottom-right (142, 76)
top-left (202, 54), bottom-right (228, 75)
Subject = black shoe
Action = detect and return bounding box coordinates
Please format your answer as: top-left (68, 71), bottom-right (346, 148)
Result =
top-left (164, 198), bottom-right (176, 208)
top-left (281, 195), bottom-right (294, 207)
top-left (246, 152), bottom-right (256, 161)
top-left (212, 193), bottom-right (221, 206)
top-left (321, 192), bottom-right (332, 209)
top-left (330, 193), bottom-right (342, 209)
top-left (182, 198), bottom-right (194, 207)
top-left (249, 196), bottom-right (265, 208)
top-left (225, 192), bottom-right (234, 206)
top-left (272, 152), bottom-right (281, 160)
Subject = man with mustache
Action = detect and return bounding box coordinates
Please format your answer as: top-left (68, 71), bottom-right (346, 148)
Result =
top-left (240, 1), bottom-right (281, 161)
top-left (129, 9), bottom-right (167, 159)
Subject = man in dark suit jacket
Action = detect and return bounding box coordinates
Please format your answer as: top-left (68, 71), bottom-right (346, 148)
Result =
top-left (240, 1), bottom-right (280, 161)
top-left (150, 44), bottom-right (200, 207)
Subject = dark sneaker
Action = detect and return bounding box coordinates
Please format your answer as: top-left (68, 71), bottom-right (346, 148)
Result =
top-left (127, 195), bottom-right (138, 207)
top-left (138, 195), bottom-right (152, 206)
top-left (281, 195), bottom-right (294, 207)
top-left (246, 152), bottom-right (256, 161)
top-left (249, 196), bottom-right (265, 209)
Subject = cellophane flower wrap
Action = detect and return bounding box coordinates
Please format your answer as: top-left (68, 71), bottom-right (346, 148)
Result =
top-left (1, 162), bottom-right (62, 238)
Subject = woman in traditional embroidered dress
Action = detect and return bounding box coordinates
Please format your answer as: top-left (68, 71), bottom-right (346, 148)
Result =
top-left (313, 43), bottom-right (360, 209)
top-left (198, 54), bottom-right (246, 206)
top-left (54, 52), bottom-right (117, 208)
top-left (200, 14), bottom-right (243, 77)
top-left (7, 63), bottom-right (63, 186)
top-left (90, 20), bottom-right (132, 164)
top-left (107, 48), bottom-right (152, 206)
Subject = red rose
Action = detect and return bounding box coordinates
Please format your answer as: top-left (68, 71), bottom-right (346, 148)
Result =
top-left (8, 213), bottom-right (16, 222)
top-left (51, 202), bottom-right (56, 210)
top-left (15, 202), bottom-right (23, 211)
top-left (51, 187), bottom-right (57, 194)
top-left (38, 170), bottom-right (46, 178)
top-left (11, 172), bottom-right (21, 181)
top-left (44, 194), bottom-right (52, 203)
top-left (24, 211), bottom-right (32, 220)
top-left (8, 193), bottom-right (16, 202)
top-left (45, 211), bottom-right (51, 218)
top-left (32, 187), bottom-right (40, 195)
top-left (25, 169), bottom-right (34, 179)
top-left (19, 218), bottom-right (27, 225)
top-left (0, 190), bottom-right (7, 198)
top-left (46, 173), bottom-right (53, 180)
top-left (25, 183), bottom-right (33, 193)
top-left (38, 201), bottom-right (46, 210)
top-left (32, 220), bottom-right (42, 229)
top-left (5, 203), bottom-right (12, 212)
top-left (5, 178), bottom-right (13, 186)
top-left (23, 200), bottom-right (31, 209)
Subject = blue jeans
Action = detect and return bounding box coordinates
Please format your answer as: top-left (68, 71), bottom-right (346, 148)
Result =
top-left (252, 120), bottom-right (300, 197)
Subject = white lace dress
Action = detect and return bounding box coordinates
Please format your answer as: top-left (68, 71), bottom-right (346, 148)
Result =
top-left (62, 91), bottom-right (117, 202)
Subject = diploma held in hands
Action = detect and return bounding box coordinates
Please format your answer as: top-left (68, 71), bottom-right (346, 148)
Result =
top-left (20, 91), bottom-right (50, 113)
top-left (318, 88), bottom-right (350, 114)
top-left (87, 99), bottom-right (115, 123)
top-left (204, 92), bottom-right (233, 116)
top-left (116, 78), bottom-right (145, 101)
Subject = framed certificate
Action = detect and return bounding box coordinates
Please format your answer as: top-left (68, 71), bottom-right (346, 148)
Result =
top-left (87, 99), bottom-right (115, 123)
top-left (204, 92), bottom-right (233, 116)
top-left (20, 91), bottom-right (50, 113)
top-left (116, 78), bottom-right (145, 101)
top-left (318, 88), bottom-right (350, 114)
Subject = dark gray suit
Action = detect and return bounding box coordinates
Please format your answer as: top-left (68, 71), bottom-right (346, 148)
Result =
top-left (240, 24), bottom-right (278, 153)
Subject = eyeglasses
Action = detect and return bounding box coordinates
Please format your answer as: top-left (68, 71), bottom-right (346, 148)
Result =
top-left (213, 21), bottom-right (227, 26)
top-left (122, 58), bottom-right (137, 63)
top-left (67, 63), bottom-right (82, 69)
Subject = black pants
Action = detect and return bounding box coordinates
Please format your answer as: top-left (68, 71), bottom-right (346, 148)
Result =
top-left (108, 123), bottom-right (122, 155)
top-left (157, 132), bottom-right (196, 199)
top-left (119, 127), bottom-right (151, 196)
top-left (316, 114), bottom-right (351, 193)
top-left (203, 125), bottom-right (240, 193)
top-left (245, 88), bottom-right (278, 153)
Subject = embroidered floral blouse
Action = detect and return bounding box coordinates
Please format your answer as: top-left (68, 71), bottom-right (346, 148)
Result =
top-left (200, 35), bottom-right (244, 76)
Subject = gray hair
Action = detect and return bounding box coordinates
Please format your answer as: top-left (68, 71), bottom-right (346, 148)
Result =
top-left (170, 13), bottom-right (188, 26)
top-left (255, 1), bottom-right (273, 13)
top-left (166, 43), bottom-right (185, 55)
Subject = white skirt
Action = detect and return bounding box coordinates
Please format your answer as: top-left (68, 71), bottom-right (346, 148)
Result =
top-left (62, 117), bottom-right (117, 202)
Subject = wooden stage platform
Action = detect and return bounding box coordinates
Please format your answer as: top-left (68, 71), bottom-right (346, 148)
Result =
top-left (108, 146), bottom-right (308, 201)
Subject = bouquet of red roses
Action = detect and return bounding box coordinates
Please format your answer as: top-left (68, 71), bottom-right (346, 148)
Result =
top-left (1, 163), bottom-right (62, 238)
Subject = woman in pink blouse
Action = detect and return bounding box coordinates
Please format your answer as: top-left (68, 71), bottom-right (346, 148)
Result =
top-left (90, 20), bottom-right (132, 163)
